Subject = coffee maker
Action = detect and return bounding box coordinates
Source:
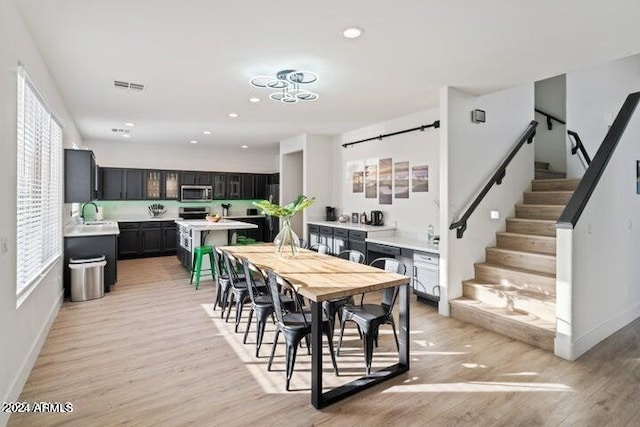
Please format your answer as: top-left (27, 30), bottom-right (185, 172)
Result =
top-left (370, 210), bottom-right (384, 226)
top-left (326, 206), bottom-right (336, 221)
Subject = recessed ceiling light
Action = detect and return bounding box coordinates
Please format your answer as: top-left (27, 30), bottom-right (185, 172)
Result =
top-left (241, 145), bottom-right (248, 149)
top-left (122, 134), bottom-right (131, 138)
top-left (190, 140), bottom-right (198, 144)
top-left (229, 113), bottom-right (239, 118)
top-left (249, 97), bottom-right (260, 103)
top-left (203, 130), bottom-right (211, 135)
top-left (124, 122), bottom-right (135, 127)
top-left (342, 27), bottom-right (363, 39)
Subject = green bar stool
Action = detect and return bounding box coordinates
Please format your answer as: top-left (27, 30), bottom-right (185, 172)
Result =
top-left (190, 246), bottom-right (215, 290)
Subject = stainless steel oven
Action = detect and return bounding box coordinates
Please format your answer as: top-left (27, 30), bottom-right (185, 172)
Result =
top-left (180, 185), bottom-right (213, 202)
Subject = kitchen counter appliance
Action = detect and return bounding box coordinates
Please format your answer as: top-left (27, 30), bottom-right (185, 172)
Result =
top-left (413, 252), bottom-right (440, 305)
top-left (326, 206), bottom-right (336, 221)
top-left (370, 210), bottom-right (384, 226)
top-left (181, 185), bottom-right (213, 202)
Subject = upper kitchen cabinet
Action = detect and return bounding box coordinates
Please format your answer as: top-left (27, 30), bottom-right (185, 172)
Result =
top-left (241, 174), bottom-right (255, 199)
top-left (254, 174), bottom-right (269, 200)
top-left (144, 170), bottom-right (162, 199)
top-left (227, 173), bottom-right (242, 199)
top-left (212, 173), bottom-right (227, 199)
top-left (101, 168), bottom-right (144, 200)
top-left (164, 171), bottom-right (180, 200)
top-left (101, 167), bottom-right (124, 200)
top-left (181, 171), bottom-right (212, 186)
top-left (145, 170), bottom-right (180, 200)
top-left (64, 149), bottom-right (98, 203)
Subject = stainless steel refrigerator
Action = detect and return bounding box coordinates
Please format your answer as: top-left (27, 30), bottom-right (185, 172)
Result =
top-left (264, 184), bottom-right (280, 241)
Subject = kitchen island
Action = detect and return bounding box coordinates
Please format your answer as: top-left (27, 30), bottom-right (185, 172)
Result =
top-left (175, 219), bottom-right (258, 271)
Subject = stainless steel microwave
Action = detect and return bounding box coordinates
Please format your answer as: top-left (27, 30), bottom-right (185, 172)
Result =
top-left (180, 185), bottom-right (213, 202)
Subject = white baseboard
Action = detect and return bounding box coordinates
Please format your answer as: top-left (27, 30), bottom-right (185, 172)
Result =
top-left (0, 291), bottom-right (62, 427)
top-left (557, 301), bottom-right (640, 360)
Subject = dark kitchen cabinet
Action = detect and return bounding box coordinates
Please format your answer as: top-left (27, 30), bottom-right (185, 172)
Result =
top-left (163, 223), bottom-right (178, 252)
top-left (348, 229), bottom-right (367, 256)
top-left (164, 171), bottom-right (180, 200)
top-left (144, 170), bottom-right (163, 199)
top-left (254, 174), bottom-right (269, 200)
top-left (241, 174), bottom-right (255, 199)
top-left (123, 169), bottom-right (144, 200)
top-left (227, 174), bottom-right (242, 199)
top-left (212, 173), bottom-right (227, 199)
top-left (141, 224), bottom-right (163, 256)
top-left (118, 221), bottom-right (177, 259)
top-left (64, 149), bottom-right (98, 203)
top-left (101, 168), bottom-right (144, 200)
top-left (181, 171), bottom-right (211, 186)
top-left (101, 168), bottom-right (124, 200)
top-left (319, 226), bottom-right (334, 254)
top-left (231, 217), bottom-right (265, 242)
top-left (118, 223), bottom-right (140, 258)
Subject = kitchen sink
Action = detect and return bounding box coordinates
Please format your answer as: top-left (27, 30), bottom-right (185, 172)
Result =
top-left (84, 221), bottom-right (112, 226)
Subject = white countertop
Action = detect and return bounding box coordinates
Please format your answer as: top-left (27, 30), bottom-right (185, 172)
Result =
top-left (175, 219), bottom-right (258, 231)
top-left (225, 215), bottom-right (266, 219)
top-left (64, 221), bottom-right (121, 237)
top-left (365, 235), bottom-right (440, 254)
top-left (307, 220), bottom-right (396, 232)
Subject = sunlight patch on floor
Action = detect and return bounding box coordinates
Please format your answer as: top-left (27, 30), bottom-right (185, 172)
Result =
top-left (381, 381), bottom-right (573, 393)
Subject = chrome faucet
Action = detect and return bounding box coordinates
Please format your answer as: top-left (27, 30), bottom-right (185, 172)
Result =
top-left (81, 202), bottom-right (99, 221)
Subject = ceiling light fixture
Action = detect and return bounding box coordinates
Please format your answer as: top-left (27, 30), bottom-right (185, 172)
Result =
top-left (122, 134), bottom-right (131, 138)
top-left (190, 140), bottom-right (198, 144)
top-left (203, 130), bottom-right (211, 135)
top-left (241, 145), bottom-right (248, 149)
top-left (342, 27), bottom-right (363, 39)
top-left (250, 69), bottom-right (319, 104)
top-left (249, 97), bottom-right (261, 103)
top-left (229, 113), bottom-right (239, 118)
top-left (124, 122), bottom-right (135, 127)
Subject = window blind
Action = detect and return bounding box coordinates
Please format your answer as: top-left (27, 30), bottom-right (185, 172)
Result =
top-left (16, 66), bottom-right (62, 296)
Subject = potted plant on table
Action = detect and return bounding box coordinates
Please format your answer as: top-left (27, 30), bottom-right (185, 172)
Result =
top-left (253, 195), bottom-right (315, 257)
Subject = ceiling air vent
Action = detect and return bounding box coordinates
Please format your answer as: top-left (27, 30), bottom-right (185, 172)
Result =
top-left (111, 128), bottom-right (131, 135)
top-left (113, 80), bottom-right (145, 92)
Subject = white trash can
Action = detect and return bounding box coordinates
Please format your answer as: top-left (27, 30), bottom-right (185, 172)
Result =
top-left (69, 255), bottom-right (107, 302)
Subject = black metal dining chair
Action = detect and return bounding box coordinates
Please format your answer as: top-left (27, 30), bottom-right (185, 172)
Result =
top-left (220, 250), bottom-right (253, 332)
top-left (265, 270), bottom-right (339, 391)
top-left (212, 246), bottom-right (231, 315)
top-left (336, 257), bottom-right (407, 375)
top-left (309, 243), bottom-right (330, 254)
top-left (298, 238), bottom-right (309, 249)
top-left (322, 249), bottom-right (366, 340)
top-left (241, 259), bottom-right (295, 357)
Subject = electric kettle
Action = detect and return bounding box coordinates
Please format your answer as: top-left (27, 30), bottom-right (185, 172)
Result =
top-left (370, 210), bottom-right (384, 226)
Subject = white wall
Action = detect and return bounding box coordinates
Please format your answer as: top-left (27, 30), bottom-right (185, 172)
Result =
top-left (280, 134), bottom-right (333, 237)
top-left (565, 54), bottom-right (640, 178)
top-left (441, 84), bottom-right (535, 315)
top-left (0, 0), bottom-right (83, 422)
top-left (534, 74), bottom-right (567, 173)
top-left (331, 108), bottom-right (440, 236)
top-left (85, 139), bottom-right (278, 173)
top-left (556, 54), bottom-right (640, 360)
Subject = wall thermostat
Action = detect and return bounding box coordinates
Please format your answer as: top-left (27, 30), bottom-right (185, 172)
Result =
top-left (471, 109), bottom-right (486, 123)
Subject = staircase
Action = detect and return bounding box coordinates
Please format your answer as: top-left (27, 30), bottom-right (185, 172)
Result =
top-left (534, 161), bottom-right (567, 180)
top-left (450, 177), bottom-right (580, 351)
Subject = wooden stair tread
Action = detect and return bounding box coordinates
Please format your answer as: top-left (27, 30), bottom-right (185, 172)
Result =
top-left (475, 262), bottom-right (556, 279)
top-left (486, 246), bottom-right (556, 260)
top-left (450, 298), bottom-right (556, 333)
top-left (532, 178), bottom-right (580, 184)
top-left (496, 231), bottom-right (556, 242)
top-left (463, 279), bottom-right (556, 299)
top-left (516, 203), bottom-right (566, 208)
top-left (506, 218), bottom-right (556, 224)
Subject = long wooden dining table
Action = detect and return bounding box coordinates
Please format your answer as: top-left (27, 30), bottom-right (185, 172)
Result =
top-left (220, 244), bottom-right (411, 409)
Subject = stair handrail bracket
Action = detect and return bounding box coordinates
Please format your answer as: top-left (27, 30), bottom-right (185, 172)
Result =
top-left (557, 92), bottom-right (640, 230)
top-left (450, 120), bottom-right (539, 238)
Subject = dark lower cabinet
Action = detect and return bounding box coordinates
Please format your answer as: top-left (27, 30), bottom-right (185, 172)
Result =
top-left (118, 221), bottom-right (178, 259)
top-left (141, 226), bottom-right (162, 255)
top-left (349, 239), bottom-right (366, 255)
top-left (64, 234), bottom-right (118, 297)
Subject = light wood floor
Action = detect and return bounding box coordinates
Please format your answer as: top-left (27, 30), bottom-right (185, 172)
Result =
top-left (9, 256), bottom-right (640, 426)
